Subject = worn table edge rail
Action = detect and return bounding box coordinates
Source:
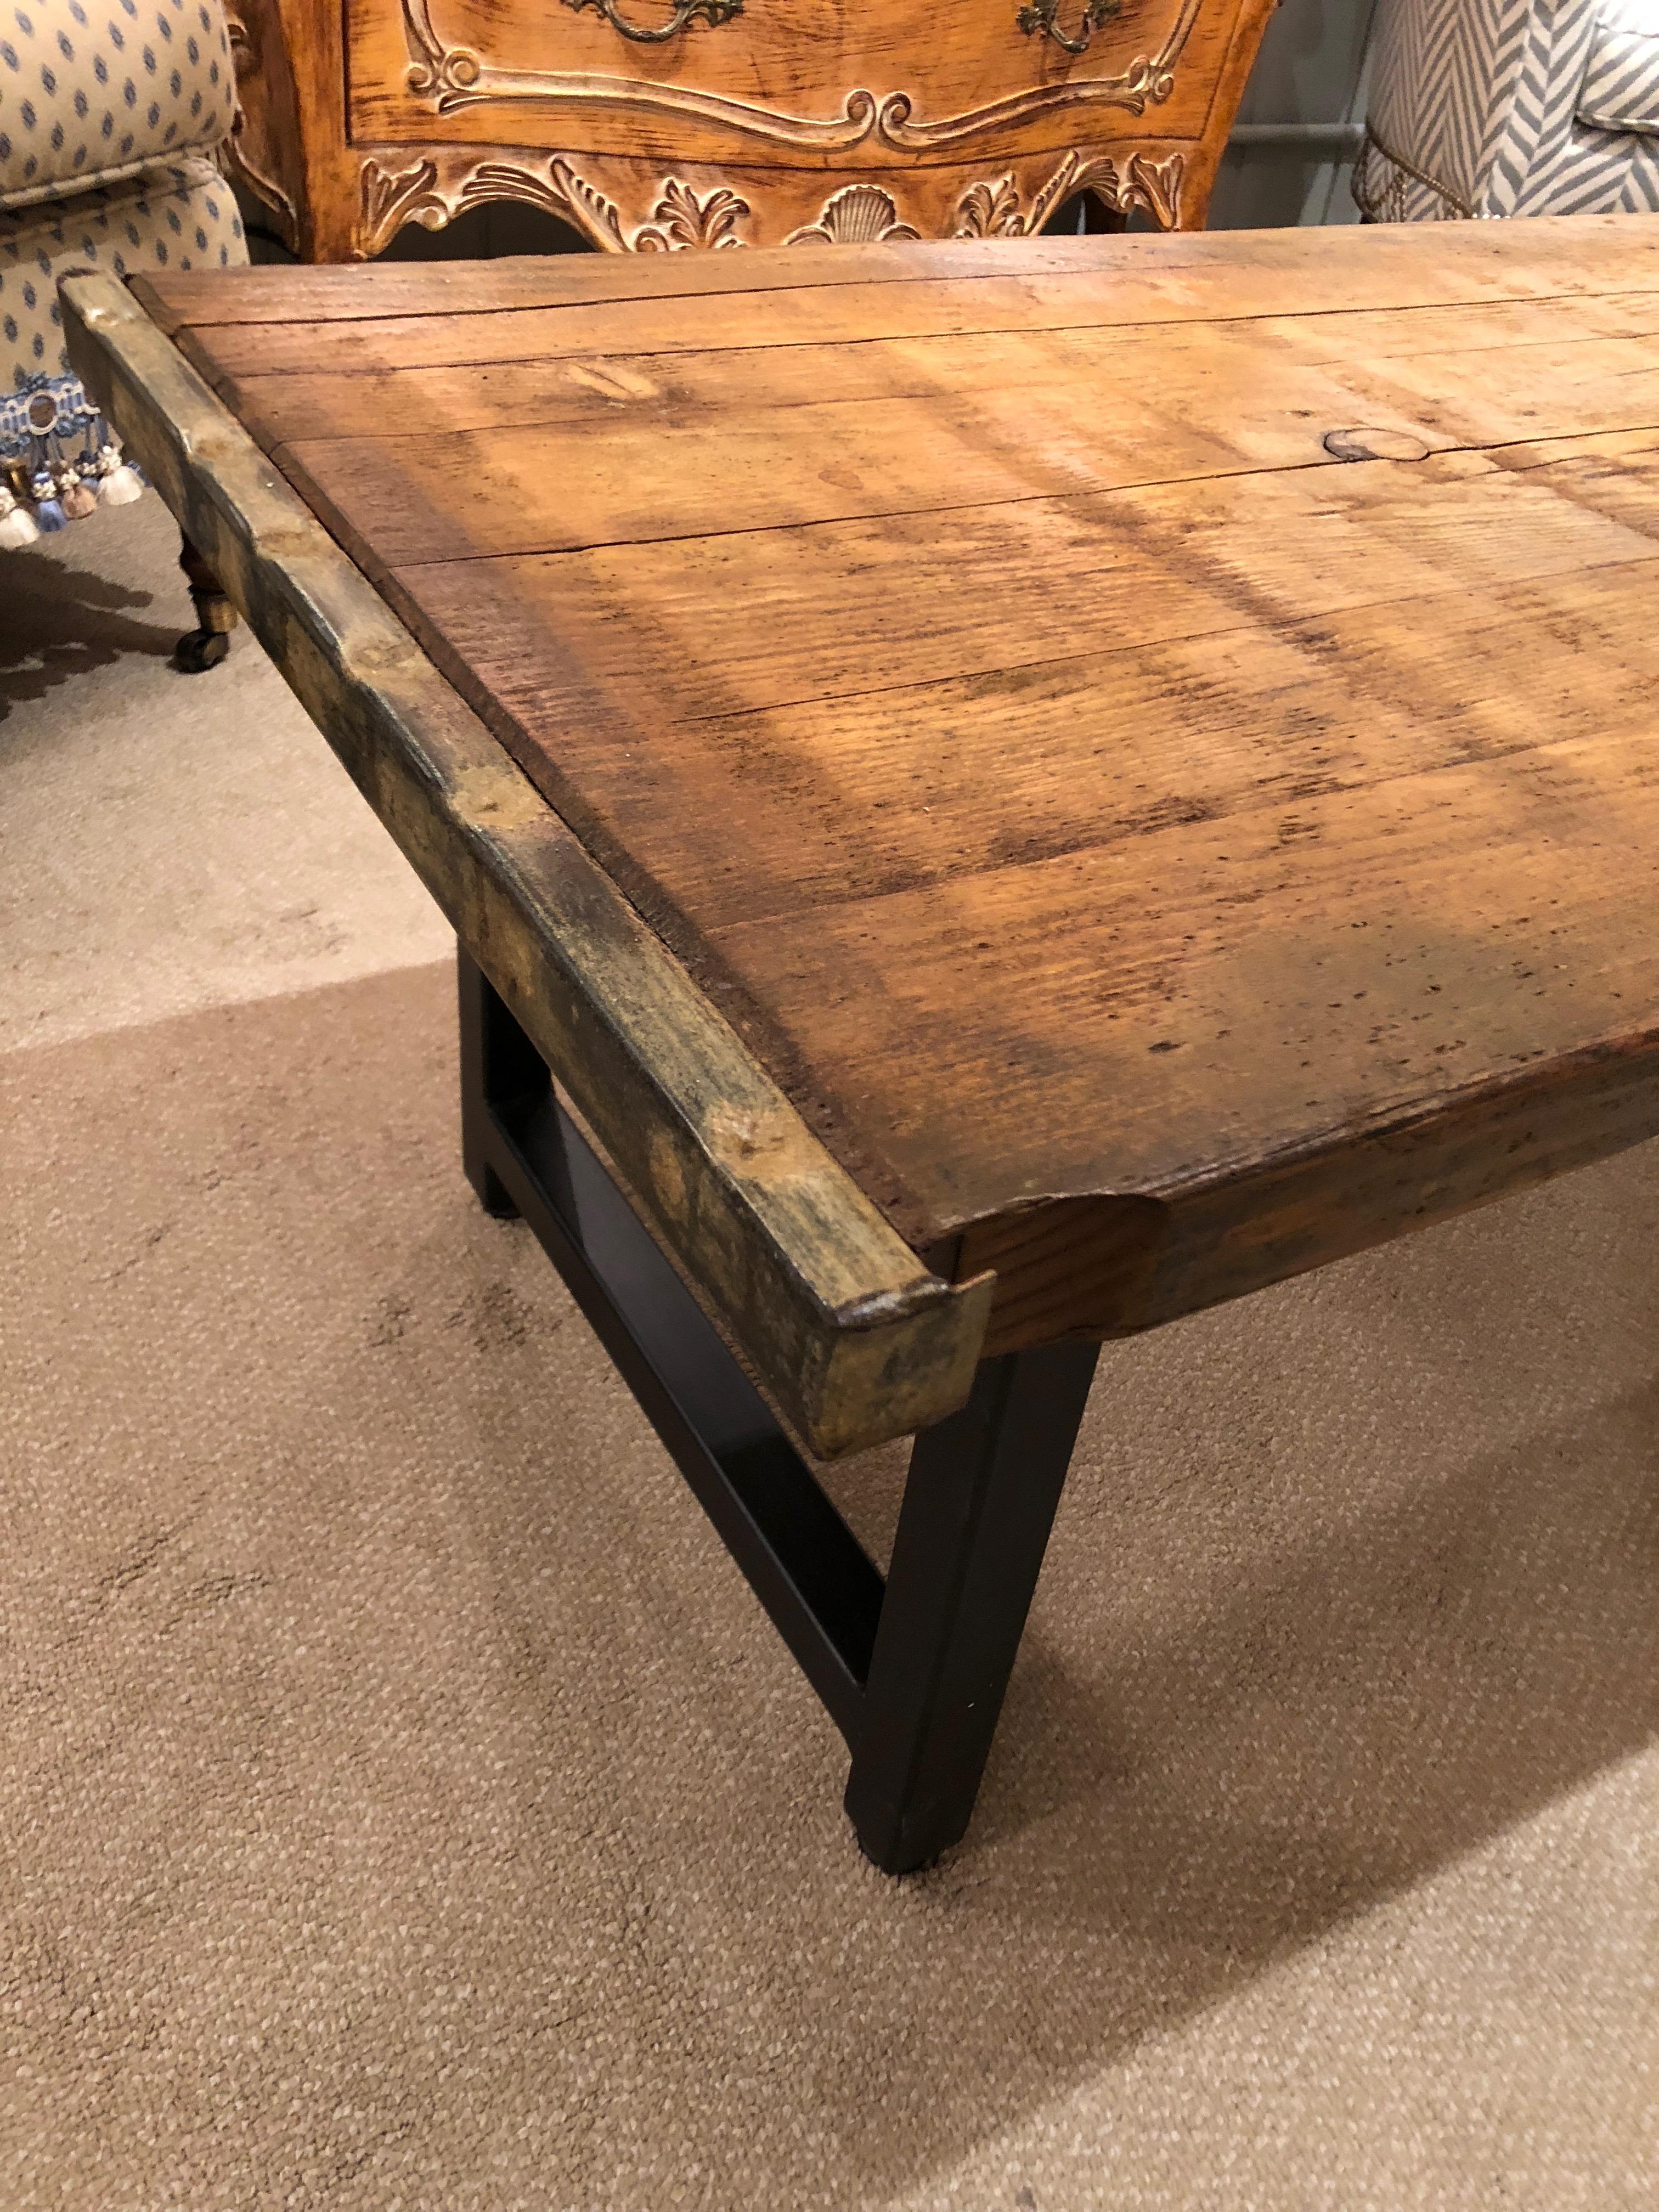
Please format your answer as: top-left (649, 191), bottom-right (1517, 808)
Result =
top-left (61, 269), bottom-right (995, 1458)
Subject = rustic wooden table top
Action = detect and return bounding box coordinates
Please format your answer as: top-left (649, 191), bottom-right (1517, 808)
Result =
top-left (64, 217), bottom-right (1659, 1447)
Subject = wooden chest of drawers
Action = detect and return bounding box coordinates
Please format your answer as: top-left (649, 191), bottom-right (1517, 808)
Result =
top-left (224, 0), bottom-right (1275, 258)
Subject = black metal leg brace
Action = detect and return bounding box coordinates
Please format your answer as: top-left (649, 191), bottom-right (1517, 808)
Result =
top-left (457, 948), bottom-right (1099, 1874)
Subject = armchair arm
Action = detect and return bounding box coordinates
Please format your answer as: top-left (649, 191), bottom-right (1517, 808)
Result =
top-left (1578, 1), bottom-right (1659, 137)
top-left (2, 0), bottom-right (237, 213)
top-left (1361, 0), bottom-right (1600, 218)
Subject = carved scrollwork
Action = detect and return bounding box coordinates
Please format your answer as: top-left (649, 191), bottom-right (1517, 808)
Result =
top-left (536, 161), bottom-right (755, 249)
top-left (356, 144), bottom-right (1188, 260)
top-left (783, 184), bottom-right (921, 247)
top-left (1113, 148), bottom-right (1185, 228)
top-left (359, 156), bottom-right (449, 255)
top-left (542, 159), bottom-right (630, 247)
top-left (401, 0), bottom-right (879, 142)
top-left (1015, 0), bottom-right (1121, 58)
top-left (634, 177), bottom-right (751, 249)
top-left (396, 0), bottom-right (1195, 149)
top-left (357, 152), bottom-right (753, 256)
top-left (357, 143), bottom-right (1188, 259)
top-left (878, 0), bottom-right (1198, 146)
top-left (403, 0), bottom-right (483, 97)
top-left (561, 0), bottom-right (743, 41)
top-left (954, 148), bottom-right (1186, 236)
top-left (953, 175), bottom-right (1027, 239)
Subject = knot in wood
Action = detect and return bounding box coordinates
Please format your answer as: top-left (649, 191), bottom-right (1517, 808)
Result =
top-left (704, 1101), bottom-right (810, 1177)
top-left (1323, 426), bottom-right (1432, 464)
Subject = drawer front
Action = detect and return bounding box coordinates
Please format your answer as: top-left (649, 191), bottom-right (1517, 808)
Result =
top-left (347, 0), bottom-right (1242, 168)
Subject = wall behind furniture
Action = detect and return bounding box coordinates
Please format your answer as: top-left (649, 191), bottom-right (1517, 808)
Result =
top-left (1209, 0), bottom-right (1380, 228)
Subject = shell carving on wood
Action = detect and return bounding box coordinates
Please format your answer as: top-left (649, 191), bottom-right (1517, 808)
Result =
top-left (784, 184), bottom-right (921, 246)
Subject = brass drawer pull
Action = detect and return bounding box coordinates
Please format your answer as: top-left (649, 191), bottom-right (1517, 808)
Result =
top-left (562, 0), bottom-right (743, 41)
top-left (1017, 0), bottom-right (1121, 55)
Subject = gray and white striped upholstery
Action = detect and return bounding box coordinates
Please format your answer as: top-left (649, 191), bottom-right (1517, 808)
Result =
top-left (1357, 0), bottom-right (1659, 222)
top-left (1578, 1), bottom-right (1659, 133)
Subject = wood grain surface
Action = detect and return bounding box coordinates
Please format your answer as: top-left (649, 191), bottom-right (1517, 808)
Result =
top-left (123, 220), bottom-right (1659, 1356)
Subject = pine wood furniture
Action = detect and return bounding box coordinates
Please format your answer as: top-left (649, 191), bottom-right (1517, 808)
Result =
top-left (218, 0), bottom-right (1277, 259)
top-left (63, 215), bottom-right (1659, 1871)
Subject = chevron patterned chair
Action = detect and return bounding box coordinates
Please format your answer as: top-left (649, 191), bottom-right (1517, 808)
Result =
top-left (1356, 0), bottom-right (1659, 220)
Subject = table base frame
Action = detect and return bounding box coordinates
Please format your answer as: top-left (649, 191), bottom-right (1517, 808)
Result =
top-left (459, 948), bottom-right (1097, 1873)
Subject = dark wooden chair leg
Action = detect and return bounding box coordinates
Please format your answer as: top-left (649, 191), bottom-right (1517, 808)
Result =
top-left (174, 533), bottom-right (238, 672)
top-left (844, 1340), bottom-right (1101, 1875)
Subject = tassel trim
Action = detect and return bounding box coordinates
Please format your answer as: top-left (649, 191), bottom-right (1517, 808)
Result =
top-left (2, 374), bottom-right (145, 532)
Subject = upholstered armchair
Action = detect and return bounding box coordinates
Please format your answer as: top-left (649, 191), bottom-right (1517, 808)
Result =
top-left (2, 0), bottom-right (247, 664)
top-left (1357, 0), bottom-right (1659, 221)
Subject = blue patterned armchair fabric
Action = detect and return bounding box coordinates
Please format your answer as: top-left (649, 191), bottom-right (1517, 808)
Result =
top-left (1356, 0), bottom-right (1659, 221)
top-left (1, 0), bottom-right (245, 545)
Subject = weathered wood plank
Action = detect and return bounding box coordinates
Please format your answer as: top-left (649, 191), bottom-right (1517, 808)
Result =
top-left (163, 246), bottom-right (1659, 394)
top-left (132, 212), bottom-right (1659, 338)
top-left (708, 720), bottom-right (1659, 1345)
top-left (182, 291), bottom-right (1659, 451)
top-left (129, 242), bottom-right (1124, 335)
top-left (266, 393), bottom-right (1451, 568)
top-left (60, 269), bottom-right (994, 1458)
top-left (367, 437), bottom-right (1659, 744)
top-left (133, 236), bottom-right (1181, 336)
top-left (242, 309), bottom-right (1659, 569)
top-left (338, 454), bottom-right (1659, 1349)
top-left (379, 544), bottom-right (1659, 944)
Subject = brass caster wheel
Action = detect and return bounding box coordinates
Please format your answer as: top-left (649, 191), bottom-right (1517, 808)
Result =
top-left (176, 535), bottom-right (237, 673)
top-left (174, 627), bottom-right (233, 673)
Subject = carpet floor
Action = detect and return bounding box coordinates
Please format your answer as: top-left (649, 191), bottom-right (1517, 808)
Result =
top-left (2, 502), bottom-right (1656, 2210)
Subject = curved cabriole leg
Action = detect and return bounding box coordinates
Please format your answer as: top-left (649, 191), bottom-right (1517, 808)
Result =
top-left (175, 534), bottom-right (237, 672)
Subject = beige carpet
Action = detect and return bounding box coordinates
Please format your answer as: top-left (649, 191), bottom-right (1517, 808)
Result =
top-left (3, 498), bottom-right (1657, 2210)
top-left (1, 496), bottom-right (452, 1052)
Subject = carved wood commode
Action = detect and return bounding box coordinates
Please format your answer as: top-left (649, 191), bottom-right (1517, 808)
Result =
top-left (223, 0), bottom-right (1275, 258)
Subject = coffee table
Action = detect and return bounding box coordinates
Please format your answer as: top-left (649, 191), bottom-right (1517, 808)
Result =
top-left (63, 217), bottom-right (1659, 1872)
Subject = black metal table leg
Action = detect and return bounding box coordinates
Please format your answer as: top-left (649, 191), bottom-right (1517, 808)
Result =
top-left (456, 945), bottom-right (1098, 1874)
top-left (458, 948), bottom-right (545, 1220)
top-left (844, 1342), bottom-right (1100, 1873)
